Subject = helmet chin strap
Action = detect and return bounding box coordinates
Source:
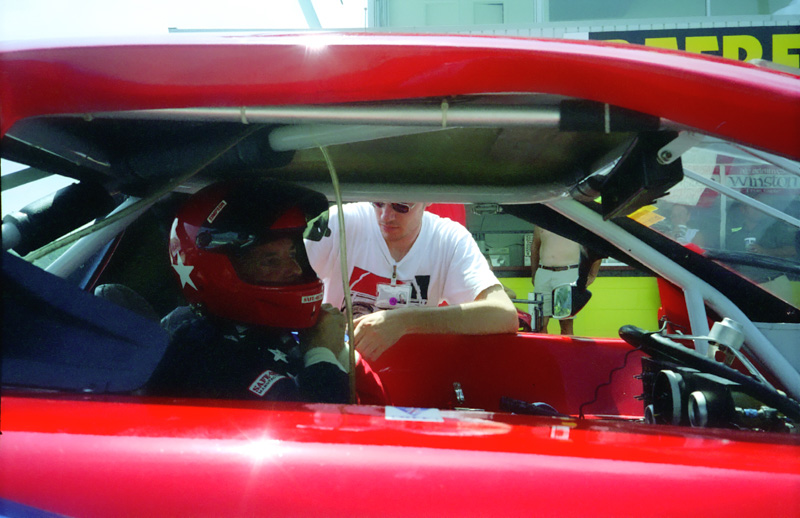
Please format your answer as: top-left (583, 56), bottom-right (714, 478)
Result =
top-left (319, 145), bottom-right (357, 404)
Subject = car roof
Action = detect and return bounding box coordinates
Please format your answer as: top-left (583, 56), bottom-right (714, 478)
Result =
top-left (2, 33), bottom-right (798, 201)
top-left (1, 33), bottom-right (798, 150)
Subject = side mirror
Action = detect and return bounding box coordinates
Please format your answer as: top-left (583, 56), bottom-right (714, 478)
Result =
top-left (552, 283), bottom-right (592, 320)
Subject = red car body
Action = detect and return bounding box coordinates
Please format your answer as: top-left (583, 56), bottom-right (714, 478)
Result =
top-left (5, 333), bottom-right (800, 517)
top-left (2, 33), bottom-right (799, 517)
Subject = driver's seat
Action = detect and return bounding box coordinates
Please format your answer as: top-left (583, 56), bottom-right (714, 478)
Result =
top-left (2, 252), bottom-right (169, 393)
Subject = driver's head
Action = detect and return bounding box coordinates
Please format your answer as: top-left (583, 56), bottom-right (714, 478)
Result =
top-left (169, 179), bottom-right (328, 329)
top-left (229, 237), bottom-right (304, 285)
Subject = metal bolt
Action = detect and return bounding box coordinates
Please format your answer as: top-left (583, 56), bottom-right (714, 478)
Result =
top-left (658, 150), bottom-right (673, 165)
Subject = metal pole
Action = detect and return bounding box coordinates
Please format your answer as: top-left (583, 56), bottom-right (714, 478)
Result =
top-left (85, 104), bottom-right (562, 128)
top-left (298, 0), bottom-right (322, 29)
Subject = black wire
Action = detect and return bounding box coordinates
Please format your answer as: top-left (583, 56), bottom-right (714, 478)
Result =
top-left (579, 345), bottom-right (643, 419)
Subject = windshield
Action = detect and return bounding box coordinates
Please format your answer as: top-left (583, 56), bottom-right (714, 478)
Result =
top-left (641, 146), bottom-right (800, 308)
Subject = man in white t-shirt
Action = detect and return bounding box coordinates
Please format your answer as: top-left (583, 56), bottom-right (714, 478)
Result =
top-left (305, 201), bottom-right (518, 361)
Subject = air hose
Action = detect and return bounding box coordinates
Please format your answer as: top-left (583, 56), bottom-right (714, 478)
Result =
top-left (319, 146), bottom-right (358, 404)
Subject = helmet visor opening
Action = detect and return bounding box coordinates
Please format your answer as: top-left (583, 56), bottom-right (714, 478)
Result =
top-left (227, 232), bottom-right (317, 287)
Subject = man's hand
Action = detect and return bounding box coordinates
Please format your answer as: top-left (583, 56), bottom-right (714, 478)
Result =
top-left (298, 303), bottom-right (346, 355)
top-left (352, 310), bottom-right (407, 361)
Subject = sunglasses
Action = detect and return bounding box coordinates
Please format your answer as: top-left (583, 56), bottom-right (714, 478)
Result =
top-left (371, 202), bottom-right (416, 214)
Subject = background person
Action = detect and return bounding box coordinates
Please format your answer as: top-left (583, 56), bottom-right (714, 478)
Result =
top-left (667, 204), bottom-right (704, 247)
top-left (726, 195), bottom-right (796, 258)
top-left (530, 227), bottom-right (600, 335)
top-left (724, 194), bottom-right (796, 302)
top-left (305, 200), bottom-right (518, 361)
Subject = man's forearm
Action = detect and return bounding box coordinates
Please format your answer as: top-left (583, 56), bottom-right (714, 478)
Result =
top-left (352, 284), bottom-right (518, 360)
top-left (391, 286), bottom-right (518, 336)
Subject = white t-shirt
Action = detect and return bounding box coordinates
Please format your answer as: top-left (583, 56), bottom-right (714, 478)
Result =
top-left (305, 202), bottom-right (500, 317)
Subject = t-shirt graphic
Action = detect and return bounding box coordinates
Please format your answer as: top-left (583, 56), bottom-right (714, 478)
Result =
top-left (348, 266), bottom-right (430, 316)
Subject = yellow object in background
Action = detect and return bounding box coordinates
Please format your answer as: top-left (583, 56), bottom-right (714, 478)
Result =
top-left (627, 205), bottom-right (665, 227)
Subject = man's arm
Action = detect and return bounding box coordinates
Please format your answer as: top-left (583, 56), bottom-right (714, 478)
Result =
top-left (530, 227), bottom-right (542, 286)
top-left (586, 258), bottom-right (602, 286)
top-left (752, 222), bottom-right (797, 259)
top-left (352, 283), bottom-right (518, 361)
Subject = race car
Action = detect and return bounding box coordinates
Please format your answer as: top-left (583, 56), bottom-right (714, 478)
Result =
top-left (2, 33), bottom-right (799, 517)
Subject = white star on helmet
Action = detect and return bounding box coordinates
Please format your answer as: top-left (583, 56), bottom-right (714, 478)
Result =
top-left (172, 252), bottom-right (197, 290)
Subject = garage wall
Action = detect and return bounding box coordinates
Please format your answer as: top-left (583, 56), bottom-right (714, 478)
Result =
top-left (502, 276), bottom-right (662, 338)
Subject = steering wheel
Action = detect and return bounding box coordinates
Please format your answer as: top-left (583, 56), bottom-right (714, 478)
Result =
top-left (619, 325), bottom-right (800, 422)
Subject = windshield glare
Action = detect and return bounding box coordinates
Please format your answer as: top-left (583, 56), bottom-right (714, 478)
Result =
top-left (644, 147), bottom-right (800, 308)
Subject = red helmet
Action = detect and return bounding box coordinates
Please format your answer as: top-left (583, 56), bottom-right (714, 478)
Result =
top-left (169, 179), bottom-right (327, 329)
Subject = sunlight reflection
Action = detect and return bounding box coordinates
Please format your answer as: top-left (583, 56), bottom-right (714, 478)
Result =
top-left (304, 36), bottom-right (329, 56)
top-left (234, 437), bottom-right (284, 463)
